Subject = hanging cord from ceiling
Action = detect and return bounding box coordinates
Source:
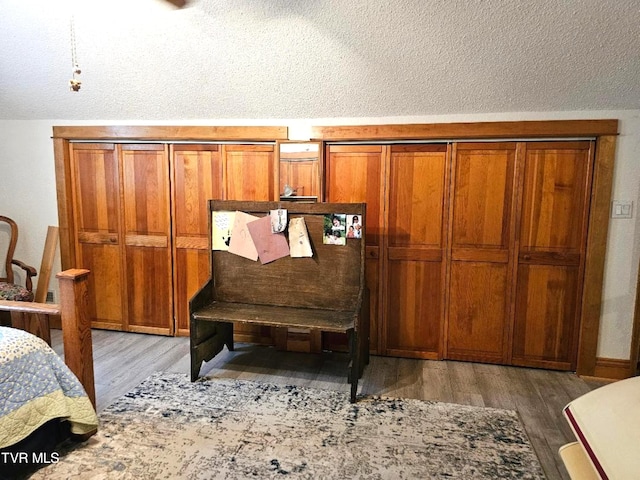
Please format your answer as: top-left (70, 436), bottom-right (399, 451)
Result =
top-left (69, 15), bottom-right (81, 92)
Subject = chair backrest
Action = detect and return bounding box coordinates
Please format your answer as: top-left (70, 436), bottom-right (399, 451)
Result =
top-left (0, 216), bottom-right (19, 284)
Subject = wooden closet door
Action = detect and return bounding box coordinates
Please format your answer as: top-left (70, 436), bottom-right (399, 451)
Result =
top-left (223, 144), bottom-right (275, 201)
top-left (512, 141), bottom-right (593, 370)
top-left (172, 145), bottom-right (222, 336)
top-left (121, 144), bottom-right (173, 335)
top-left (325, 145), bottom-right (385, 353)
top-left (446, 143), bottom-right (518, 363)
top-left (385, 145), bottom-right (449, 359)
top-left (71, 143), bottom-right (125, 330)
top-left (222, 144), bottom-right (276, 343)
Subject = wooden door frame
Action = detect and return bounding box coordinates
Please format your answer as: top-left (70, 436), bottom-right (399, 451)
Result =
top-left (311, 119), bottom-right (619, 377)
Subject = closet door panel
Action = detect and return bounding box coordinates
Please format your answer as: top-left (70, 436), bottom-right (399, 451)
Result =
top-left (513, 264), bottom-right (579, 369)
top-left (173, 145), bottom-right (222, 335)
top-left (71, 143), bottom-right (125, 330)
top-left (326, 145), bottom-right (384, 353)
top-left (121, 145), bottom-right (173, 334)
top-left (222, 144), bottom-right (276, 343)
top-left (447, 262), bottom-right (508, 361)
top-left (125, 246), bottom-right (173, 331)
top-left (513, 142), bottom-right (593, 369)
top-left (385, 145), bottom-right (448, 358)
top-left (386, 260), bottom-right (442, 355)
top-left (224, 145), bottom-right (275, 201)
top-left (519, 143), bottom-right (589, 253)
top-left (326, 146), bottom-right (383, 246)
top-left (451, 145), bottom-right (514, 249)
top-left (446, 143), bottom-right (516, 363)
top-left (77, 244), bottom-right (123, 329)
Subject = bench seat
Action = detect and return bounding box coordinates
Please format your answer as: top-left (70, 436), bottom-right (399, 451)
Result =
top-left (192, 302), bottom-right (356, 332)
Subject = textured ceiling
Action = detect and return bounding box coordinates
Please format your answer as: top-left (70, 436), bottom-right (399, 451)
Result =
top-left (1, 0), bottom-right (639, 120)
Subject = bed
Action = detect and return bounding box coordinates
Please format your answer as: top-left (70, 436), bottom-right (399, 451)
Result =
top-left (0, 326), bottom-right (98, 478)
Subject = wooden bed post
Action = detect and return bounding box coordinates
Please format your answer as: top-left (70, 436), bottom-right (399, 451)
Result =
top-left (56, 269), bottom-right (95, 408)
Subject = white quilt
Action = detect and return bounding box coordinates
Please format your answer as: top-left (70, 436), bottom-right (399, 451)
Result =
top-left (0, 326), bottom-right (98, 448)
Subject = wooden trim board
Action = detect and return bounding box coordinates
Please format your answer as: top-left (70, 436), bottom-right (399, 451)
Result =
top-left (312, 120), bottom-right (618, 141)
top-left (52, 125), bottom-right (288, 141)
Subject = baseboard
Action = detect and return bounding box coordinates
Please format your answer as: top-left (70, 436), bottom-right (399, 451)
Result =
top-left (589, 357), bottom-right (633, 381)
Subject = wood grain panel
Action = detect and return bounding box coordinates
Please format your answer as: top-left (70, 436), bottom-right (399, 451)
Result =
top-left (325, 144), bottom-right (386, 353)
top-left (579, 136), bottom-right (616, 375)
top-left (514, 141), bottom-right (593, 370)
top-left (223, 145), bottom-right (275, 201)
top-left (311, 119), bottom-right (618, 141)
top-left (77, 243), bottom-right (123, 328)
top-left (175, 237), bottom-right (209, 250)
top-left (174, 248), bottom-right (211, 335)
top-left (451, 248), bottom-right (509, 263)
top-left (451, 143), bottom-right (515, 249)
top-left (124, 235), bottom-right (168, 248)
top-left (77, 232), bottom-right (118, 244)
top-left (53, 125), bottom-right (288, 141)
top-left (446, 143), bottom-right (517, 363)
top-left (71, 143), bottom-right (125, 330)
top-left (385, 260), bottom-right (442, 356)
top-left (173, 145), bottom-right (222, 237)
top-left (72, 144), bottom-right (119, 235)
top-left (172, 145), bottom-right (223, 335)
top-left (121, 145), bottom-right (170, 237)
top-left (387, 248), bottom-right (443, 262)
top-left (447, 262), bottom-right (509, 362)
top-left (121, 144), bottom-right (173, 333)
top-left (53, 137), bottom-right (75, 271)
top-left (387, 146), bottom-right (447, 247)
top-left (512, 264), bottom-right (579, 369)
top-left (125, 246), bottom-right (172, 332)
top-left (219, 145), bottom-right (276, 339)
top-left (385, 145), bottom-right (449, 358)
top-left (520, 143), bottom-right (590, 252)
top-left (325, 145), bottom-right (384, 246)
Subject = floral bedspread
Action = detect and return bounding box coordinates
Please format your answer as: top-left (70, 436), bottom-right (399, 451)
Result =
top-left (0, 326), bottom-right (98, 448)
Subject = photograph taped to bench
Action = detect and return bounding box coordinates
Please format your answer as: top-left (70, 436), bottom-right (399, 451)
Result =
top-left (346, 214), bottom-right (362, 239)
top-left (324, 214), bottom-right (346, 245)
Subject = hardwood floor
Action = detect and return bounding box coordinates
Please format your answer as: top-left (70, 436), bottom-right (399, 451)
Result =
top-left (52, 329), bottom-right (606, 480)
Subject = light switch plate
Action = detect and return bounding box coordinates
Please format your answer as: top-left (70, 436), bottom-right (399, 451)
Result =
top-left (611, 200), bottom-right (633, 219)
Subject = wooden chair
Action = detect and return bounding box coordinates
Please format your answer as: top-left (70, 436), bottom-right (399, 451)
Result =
top-left (0, 215), bottom-right (37, 302)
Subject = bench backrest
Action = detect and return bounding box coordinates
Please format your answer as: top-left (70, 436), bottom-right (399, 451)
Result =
top-left (209, 200), bottom-right (366, 311)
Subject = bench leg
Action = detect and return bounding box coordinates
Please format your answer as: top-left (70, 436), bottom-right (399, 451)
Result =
top-left (222, 322), bottom-right (234, 352)
top-left (190, 353), bottom-right (201, 382)
top-left (348, 329), bottom-right (359, 403)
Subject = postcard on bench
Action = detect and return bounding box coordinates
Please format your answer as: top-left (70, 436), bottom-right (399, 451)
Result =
top-left (228, 211), bottom-right (259, 261)
top-left (289, 217), bottom-right (313, 258)
top-left (247, 215), bottom-right (290, 264)
top-left (212, 211), bottom-right (235, 250)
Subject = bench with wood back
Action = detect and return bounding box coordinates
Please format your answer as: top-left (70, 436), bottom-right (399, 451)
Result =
top-left (189, 200), bottom-right (369, 402)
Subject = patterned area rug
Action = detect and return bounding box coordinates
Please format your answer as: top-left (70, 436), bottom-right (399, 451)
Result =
top-left (32, 373), bottom-right (545, 479)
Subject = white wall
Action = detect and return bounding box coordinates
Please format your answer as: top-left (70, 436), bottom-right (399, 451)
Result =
top-left (1, 109), bottom-right (638, 359)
